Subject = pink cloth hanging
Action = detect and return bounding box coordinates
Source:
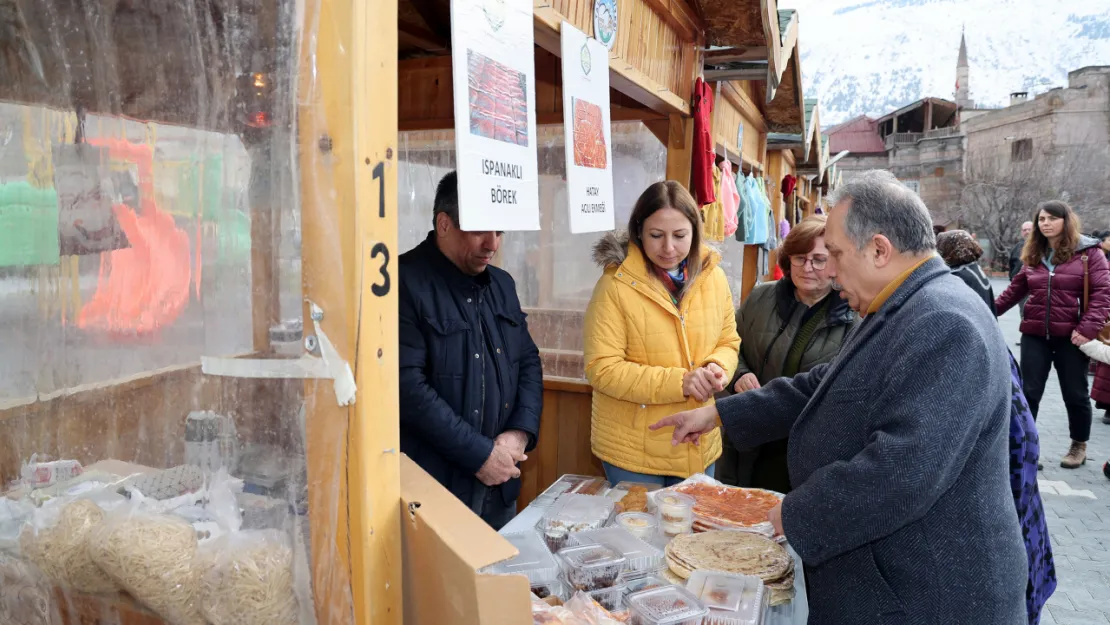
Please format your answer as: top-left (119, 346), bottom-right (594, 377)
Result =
top-left (720, 160), bottom-right (740, 237)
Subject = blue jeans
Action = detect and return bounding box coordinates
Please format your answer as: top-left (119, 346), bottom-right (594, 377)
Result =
top-left (602, 462), bottom-right (715, 487)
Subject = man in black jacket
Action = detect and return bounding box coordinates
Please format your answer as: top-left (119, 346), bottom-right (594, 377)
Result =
top-left (398, 172), bottom-right (543, 529)
top-left (1009, 220), bottom-right (1033, 280)
top-left (1010, 220), bottom-right (1033, 330)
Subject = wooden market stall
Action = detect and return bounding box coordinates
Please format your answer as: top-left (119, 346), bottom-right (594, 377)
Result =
top-left (0, 0), bottom-right (817, 622)
top-left (389, 0), bottom-right (813, 519)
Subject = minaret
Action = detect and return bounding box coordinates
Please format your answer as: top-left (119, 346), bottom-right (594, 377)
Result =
top-left (956, 29), bottom-right (974, 109)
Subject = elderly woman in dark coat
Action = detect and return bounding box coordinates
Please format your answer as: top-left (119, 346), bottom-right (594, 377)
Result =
top-left (718, 215), bottom-right (856, 493)
top-left (937, 229), bottom-right (1057, 625)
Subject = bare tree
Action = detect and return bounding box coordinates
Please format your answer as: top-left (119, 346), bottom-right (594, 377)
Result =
top-left (956, 144), bottom-right (1110, 272)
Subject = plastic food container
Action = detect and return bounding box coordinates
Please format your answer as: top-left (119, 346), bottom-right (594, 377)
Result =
top-left (587, 584), bottom-right (627, 612)
top-left (483, 531), bottom-right (560, 584)
top-left (627, 585), bottom-right (709, 625)
top-left (656, 492), bottom-right (696, 538)
top-left (531, 578), bottom-right (570, 602)
top-left (568, 526), bottom-right (664, 578)
top-left (615, 511), bottom-right (660, 542)
top-left (539, 494), bottom-right (616, 552)
top-left (558, 544), bottom-right (626, 592)
top-left (685, 570), bottom-right (766, 625)
top-left (623, 575), bottom-right (671, 597)
top-left (535, 475), bottom-right (611, 507)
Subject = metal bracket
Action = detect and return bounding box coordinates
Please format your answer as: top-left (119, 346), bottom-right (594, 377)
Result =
top-left (201, 300), bottom-right (357, 406)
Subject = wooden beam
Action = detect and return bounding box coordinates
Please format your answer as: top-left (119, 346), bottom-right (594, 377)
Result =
top-left (533, 6), bottom-right (690, 116)
top-left (704, 46), bottom-right (770, 64)
top-left (406, 0), bottom-right (452, 41)
top-left (760, 0), bottom-right (781, 101)
top-left (721, 82), bottom-right (767, 134)
top-left (398, 22), bottom-right (448, 52)
top-left (297, 0), bottom-right (401, 623)
top-left (704, 67), bottom-right (766, 82)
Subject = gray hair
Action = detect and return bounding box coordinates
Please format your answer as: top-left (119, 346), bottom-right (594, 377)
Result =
top-left (827, 170), bottom-right (936, 253)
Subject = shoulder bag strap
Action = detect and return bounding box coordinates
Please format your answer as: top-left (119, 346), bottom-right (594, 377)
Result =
top-left (1082, 253), bottom-right (1090, 313)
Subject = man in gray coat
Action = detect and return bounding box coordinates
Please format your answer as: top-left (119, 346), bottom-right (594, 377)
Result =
top-left (652, 170), bottom-right (1027, 624)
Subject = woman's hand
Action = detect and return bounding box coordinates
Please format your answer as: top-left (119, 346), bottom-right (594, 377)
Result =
top-left (733, 373), bottom-right (761, 393)
top-left (650, 405), bottom-right (721, 446)
top-left (1072, 330), bottom-right (1093, 347)
top-left (703, 363), bottom-right (728, 393)
top-left (682, 369), bottom-right (714, 402)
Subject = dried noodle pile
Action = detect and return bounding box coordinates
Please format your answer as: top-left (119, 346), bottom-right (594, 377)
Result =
top-left (88, 512), bottom-right (204, 625)
top-left (0, 553), bottom-right (58, 625)
top-left (18, 499), bottom-right (117, 594)
top-left (198, 531), bottom-right (298, 625)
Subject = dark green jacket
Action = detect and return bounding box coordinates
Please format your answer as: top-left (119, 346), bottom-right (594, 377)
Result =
top-left (730, 279), bottom-right (856, 387)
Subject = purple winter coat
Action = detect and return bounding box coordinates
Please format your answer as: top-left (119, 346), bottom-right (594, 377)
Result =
top-left (995, 236), bottom-right (1110, 339)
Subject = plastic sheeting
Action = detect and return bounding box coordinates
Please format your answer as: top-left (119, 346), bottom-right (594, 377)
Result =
top-left (0, 1), bottom-right (337, 623)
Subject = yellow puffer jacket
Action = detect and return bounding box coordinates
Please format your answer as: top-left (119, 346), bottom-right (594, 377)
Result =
top-left (584, 232), bottom-right (740, 478)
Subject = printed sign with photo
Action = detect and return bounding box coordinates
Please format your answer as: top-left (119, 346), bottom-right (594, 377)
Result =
top-left (560, 23), bottom-right (615, 234)
top-left (450, 0), bottom-right (540, 231)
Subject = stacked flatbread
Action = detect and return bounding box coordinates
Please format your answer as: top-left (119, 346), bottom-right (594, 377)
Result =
top-left (664, 531), bottom-right (795, 606)
top-left (669, 483), bottom-right (783, 537)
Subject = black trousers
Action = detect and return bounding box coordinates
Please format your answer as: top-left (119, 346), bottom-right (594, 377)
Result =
top-left (1020, 334), bottom-right (1092, 442)
top-left (478, 488), bottom-right (517, 530)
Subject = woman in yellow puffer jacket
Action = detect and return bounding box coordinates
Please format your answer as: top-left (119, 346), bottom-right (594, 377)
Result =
top-left (584, 181), bottom-right (740, 485)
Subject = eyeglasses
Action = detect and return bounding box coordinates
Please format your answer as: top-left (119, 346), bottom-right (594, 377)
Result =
top-left (790, 255), bottom-right (828, 270)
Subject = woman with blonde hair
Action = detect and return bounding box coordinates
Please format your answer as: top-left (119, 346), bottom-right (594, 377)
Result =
top-left (584, 181), bottom-right (740, 484)
top-left (996, 200), bottom-right (1110, 468)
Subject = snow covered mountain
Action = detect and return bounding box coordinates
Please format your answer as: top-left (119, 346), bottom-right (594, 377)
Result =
top-left (778, 0), bottom-right (1110, 125)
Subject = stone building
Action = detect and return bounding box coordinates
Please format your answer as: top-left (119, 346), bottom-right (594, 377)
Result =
top-left (825, 97), bottom-right (966, 227)
top-left (961, 66), bottom-right (1110, 218)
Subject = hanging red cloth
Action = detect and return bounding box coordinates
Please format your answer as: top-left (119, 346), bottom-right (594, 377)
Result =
top-left (781, 174), bottom-right (797, 198)
top-left (691, 78), bottom-right (716, 206)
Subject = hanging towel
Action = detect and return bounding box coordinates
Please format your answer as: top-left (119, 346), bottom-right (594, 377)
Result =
top-left (691, 78), bottom-right (716, 206)
top-left (720, 160), bottom-right (741, 237)
top-left (779, 219), bottom-right (791, 240)
top-left (702, 164), bottom-right (726, 241)
top-left (737, 173), bottom-right (754, 243)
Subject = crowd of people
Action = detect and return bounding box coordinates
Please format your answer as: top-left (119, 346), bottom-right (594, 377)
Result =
top-left (396, 168), bottom-right (1110, 624)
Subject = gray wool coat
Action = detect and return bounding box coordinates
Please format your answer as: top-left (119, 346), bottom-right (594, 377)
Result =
top-left (716, 256), bottom-right (1027, 625)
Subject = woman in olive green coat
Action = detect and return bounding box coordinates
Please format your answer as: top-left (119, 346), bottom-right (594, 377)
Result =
top-left (718, 216), bottom-right (856, 492)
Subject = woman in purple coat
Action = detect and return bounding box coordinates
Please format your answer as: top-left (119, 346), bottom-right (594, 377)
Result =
top-left (939, 230), bottom-right (1057, 625)
top-left (996, 200), bottom-right (1110, 468)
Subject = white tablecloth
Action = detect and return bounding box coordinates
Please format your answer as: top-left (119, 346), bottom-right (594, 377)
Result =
top-left (502, 503), bottom-right (809, 625)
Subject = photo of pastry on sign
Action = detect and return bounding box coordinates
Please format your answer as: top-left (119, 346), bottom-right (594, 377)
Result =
top-left (571, 98), bottom-right (607, 169)
top-left (467, 49), bottom-right (530, 147)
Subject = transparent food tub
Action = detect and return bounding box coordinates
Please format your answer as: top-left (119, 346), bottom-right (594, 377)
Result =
top-left (538, 493), bottom-right (615, 552)
top-left (557, 543), bottom-right (626, 592)
top-left (627, 585), bottom-right (709, 625)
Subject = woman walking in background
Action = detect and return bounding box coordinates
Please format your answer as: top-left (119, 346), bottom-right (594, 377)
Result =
top-left (938, 229), bottom-right (1057, 625)
top-left (996, 200), bottom-right (1110, 468)
top-left (584, 181), bottom-right (740, 485)
top-left (717, 215), bottom-right (856, 492)
top-left (937, 230), bottom-right (996, 314)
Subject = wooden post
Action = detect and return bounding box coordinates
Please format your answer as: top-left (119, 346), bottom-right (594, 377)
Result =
top-left (664, 113), bottom-right (695, 189)
top-left (297, 0), bottom-right (401, 624)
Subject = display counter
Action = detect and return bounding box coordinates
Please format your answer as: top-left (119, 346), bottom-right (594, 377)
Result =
top-left (499, 474), bottom-right (810, 624)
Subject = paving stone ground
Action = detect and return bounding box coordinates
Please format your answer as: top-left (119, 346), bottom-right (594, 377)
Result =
top-left (994, 278), bottom-right (1110, 625)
